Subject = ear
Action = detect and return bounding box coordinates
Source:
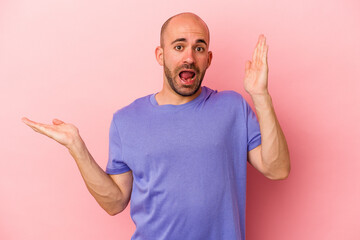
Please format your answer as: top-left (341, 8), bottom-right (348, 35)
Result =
top-left (207, 51), bottom-right (213, 68)
top-left (155, 46), bottom-right (164, 66)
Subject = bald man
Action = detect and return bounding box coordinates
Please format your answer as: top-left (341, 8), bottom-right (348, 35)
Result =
top-left (23, 12), bottom-right (290, 240)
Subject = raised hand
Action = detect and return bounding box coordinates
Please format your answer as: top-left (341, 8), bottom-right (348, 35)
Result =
top-left (22, 117), bottom-right (82, 150)
top-left (244, 34), bottom-right (269, 96)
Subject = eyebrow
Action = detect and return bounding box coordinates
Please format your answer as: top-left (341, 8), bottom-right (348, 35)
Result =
top-left (171, 38), bottom-right (208, 46)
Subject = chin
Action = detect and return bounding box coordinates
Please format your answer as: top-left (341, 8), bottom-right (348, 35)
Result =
top-left (174, 82), bottom-right (201, 97)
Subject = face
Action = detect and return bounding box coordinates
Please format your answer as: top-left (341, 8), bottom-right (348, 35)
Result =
top-left (156, 14), bottom-right (212, 97)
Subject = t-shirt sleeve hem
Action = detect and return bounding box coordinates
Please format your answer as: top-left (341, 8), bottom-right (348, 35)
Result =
top-left (106, 166), bottom-right (131, 175)
top-left (248, 137), bottom-right (261, 151)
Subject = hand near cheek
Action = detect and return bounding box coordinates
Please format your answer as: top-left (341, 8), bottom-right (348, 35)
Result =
top-left (244, 34), bottom-right (269, 96)
top-left (22, 117), bottom-right (82, 150)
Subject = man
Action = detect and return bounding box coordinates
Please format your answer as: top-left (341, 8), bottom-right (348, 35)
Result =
top-left (23, 12), bottom-right (290, 240)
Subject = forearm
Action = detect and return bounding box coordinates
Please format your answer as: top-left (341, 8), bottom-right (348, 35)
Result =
top-left (68, 138), bottom-right (126, 214)
top-left (21, 117), bottom-right (128, 214)
top-left (251, 93), bottom-right (290, 179)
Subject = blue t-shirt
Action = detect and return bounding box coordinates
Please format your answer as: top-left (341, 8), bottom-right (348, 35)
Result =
top-left (106, 86), bottom-right (261, 240)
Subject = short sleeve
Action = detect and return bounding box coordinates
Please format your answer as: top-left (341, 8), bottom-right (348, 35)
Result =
top-left (245, 101), bottom-right (262, 151)
top-left (106, 115), bottom-right (131, 174)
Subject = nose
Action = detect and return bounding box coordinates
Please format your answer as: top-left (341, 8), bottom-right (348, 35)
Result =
top-left (183, 48), bottom-right (195, 65)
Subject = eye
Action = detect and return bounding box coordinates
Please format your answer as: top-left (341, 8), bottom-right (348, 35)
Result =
top-left (195, 46), bottom-right (204, 52)
top-left (175, 45), bottom-right (183, 51)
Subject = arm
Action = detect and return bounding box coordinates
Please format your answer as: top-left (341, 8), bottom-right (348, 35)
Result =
top-left (244, 35), bottom-right (290, 180)
top-left (22, 117), bottom-right (133, 215)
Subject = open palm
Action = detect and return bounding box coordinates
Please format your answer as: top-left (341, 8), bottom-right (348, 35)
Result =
top-left (244, 34), bottom-right (269, 96)
top-left (22, 117), bottom-right (80, 149)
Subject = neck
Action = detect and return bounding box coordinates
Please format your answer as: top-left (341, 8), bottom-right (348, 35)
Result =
top-left (155, 83), bottom-right (202, 105)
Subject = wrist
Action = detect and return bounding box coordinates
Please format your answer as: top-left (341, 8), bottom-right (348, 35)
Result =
top-left (67, 136), bottom-right (88, 159)
top-left (250, 93), bottom-right (274, 111)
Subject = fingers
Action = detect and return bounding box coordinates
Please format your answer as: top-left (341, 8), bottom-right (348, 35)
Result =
top-left (261, 35), bottom-right (266, 56)
top-left (263, 45), bottom-right (268, 63)
top-left (261, 35), bottom-right (268, 64)
top-left (21, 117), bottom-right (33, 125)
top-left (254, 34), bottom-right (268, 65)
top-left (22, 117), bottom-right (76, 147)
top-left (22, 117), bottom-right (40, 129)
top-left (252, 35), bottom-right (262, 65)
top-left (252, 44), bottom-right (258, 63)
top-left (22, 117), bottom-right (64, 127)
top-left (22, 117), bottom-right (57, 138)
top-left (22, 117), bottom-right (47, 133)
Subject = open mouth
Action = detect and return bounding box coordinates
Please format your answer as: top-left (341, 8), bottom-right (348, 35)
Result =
top-left (179, 70), bottom-right (196, 84)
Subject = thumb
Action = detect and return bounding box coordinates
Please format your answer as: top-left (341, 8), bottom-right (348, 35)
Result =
top-left (52, 118), bottom-right (64, 125)
top-left (245, 60), bottom-right (251, 71)
top-left (245, 60), bottom-right (252, 77)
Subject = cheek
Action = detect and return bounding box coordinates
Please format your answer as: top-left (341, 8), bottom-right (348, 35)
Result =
top-left (198, 56), bottom-right (210, 69)
top-left (165, 49), bottom-right (187, 62)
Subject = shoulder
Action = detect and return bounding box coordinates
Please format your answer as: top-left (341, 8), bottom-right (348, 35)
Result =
top-left (216, 89), bottom-right (246, 102)
top-left (204, 87), bottom-right (254, 119)
top-left (113, 94), bottom-right (152, 121)
top-left (205, 87), bottom-right (247, 107)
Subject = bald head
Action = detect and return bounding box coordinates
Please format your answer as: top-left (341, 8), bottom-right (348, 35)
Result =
top-left (160, 12), bottom-right (210, 48)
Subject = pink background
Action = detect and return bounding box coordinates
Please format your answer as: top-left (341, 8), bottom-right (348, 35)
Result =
top-left (1, 0), bottom-right (359, 239)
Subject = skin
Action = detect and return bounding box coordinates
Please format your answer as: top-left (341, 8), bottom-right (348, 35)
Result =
top-left (244, 34), bottom-right (290, 180)
top-left (155, 13), bottom-right (212, 105)
top-left (22, 12), bottom-right (290, 216)
top-left (21, 117), bottom-right (133, 215)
